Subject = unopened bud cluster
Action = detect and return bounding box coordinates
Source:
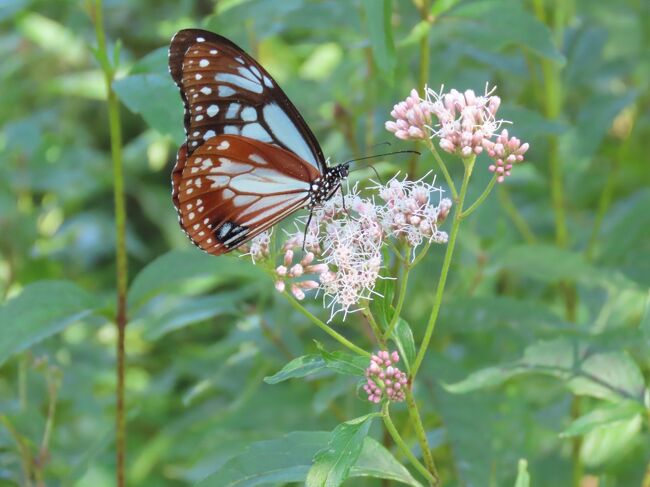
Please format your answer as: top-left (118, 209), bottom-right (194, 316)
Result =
top-left (386, 85), bottom-right (530, 182)
top-left (385, 89), bottom-right (432, 140)
top-left (364, 350), bottom-right (408, 403)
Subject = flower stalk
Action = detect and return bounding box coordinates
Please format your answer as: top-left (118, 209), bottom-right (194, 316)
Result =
top-left (411, 155), bottom-right (475, 378)
top-left (382, 401), bottom-right (437, 486)
top-left (92, 2), bottom-right (128, 485)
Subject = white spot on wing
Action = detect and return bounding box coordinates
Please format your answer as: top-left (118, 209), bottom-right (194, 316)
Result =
top-left (203, 130), bottom-right (216, 140)
top-left (207, 105), bottom-right (219, 117)
top-left (196, 37), bottom-right (205, 42)
top-left (201, 87), bottom-right (212, 95)
top-left (217, 140), bottom-right (230, 150)
top-left (199, 59), bottom-right (209, 67)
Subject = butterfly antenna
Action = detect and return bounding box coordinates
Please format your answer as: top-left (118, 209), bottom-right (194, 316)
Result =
top-left (343, 149), bottom-right (420, 166)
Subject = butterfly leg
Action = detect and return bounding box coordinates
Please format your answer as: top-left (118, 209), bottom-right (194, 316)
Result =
top-left (302, 210), bottom-right (314, 252)
top-left (340, 185), bottom-right (351, 218)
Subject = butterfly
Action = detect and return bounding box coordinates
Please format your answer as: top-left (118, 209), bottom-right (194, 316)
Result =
top-left (168, 28), bottom-right (349, 255)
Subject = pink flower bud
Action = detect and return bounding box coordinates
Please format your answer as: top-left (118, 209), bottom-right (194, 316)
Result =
top-left (291, 284), bottom-right (305, 300)
top-left (275, 281), bottom-right (285, 292)
top-left (276, 265), bottom-right (287, 277)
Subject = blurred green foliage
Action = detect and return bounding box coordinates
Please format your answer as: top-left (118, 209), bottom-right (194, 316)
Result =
top-left (0, 0), bottom-right (649, 486)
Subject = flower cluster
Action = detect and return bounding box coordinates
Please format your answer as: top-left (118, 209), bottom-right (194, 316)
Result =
top-left (385, 89), bottom-right (432, 140)
top-left (375, 174), bottom-right (451, 249)
top-left (363, 350), bottom-right (408, 403)
top-left (483, 129), bottom-right (529, 183)
top-left (425, 85), bottom-right (502, 157)
top-left (385, 85), bottom-right (530, 182)
top-left (244, 178), bottom-right (449, 320)
top-left (274, 250), bottom-right (327, 300)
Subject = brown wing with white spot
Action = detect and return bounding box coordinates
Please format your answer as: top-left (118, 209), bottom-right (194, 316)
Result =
top-left (173, 134), bottom-right (321, 255)
top-left (168, 29), bottom-right (327, 172)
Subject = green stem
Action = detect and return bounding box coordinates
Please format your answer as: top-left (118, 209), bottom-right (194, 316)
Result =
top-left (405, 388), bottom-right (438, 483)
top-left (363, 307), bottom-right (385, 347)
top-left (283, 293), bottom-right (370, 357)
top-left (425, 139), bottom-right (458, 200)
top-left (461, 174), bottom-right (497, 219)
top-left (383, 265), bottom-right (410, 341)
top-left (497, 186), bottom-right (538, 244)
top-left (585, 157), bottom-right (618, 261)
top-left (0, 415), bottom-right (34, 487)
top-left (411, 155), bottom-right (474, 378)
top-left (93, 2), bottom-right (128, 486)
top-left (39, 368), bottom-right (60, 463)
top-left (382, 402), bottom-right (436, 486)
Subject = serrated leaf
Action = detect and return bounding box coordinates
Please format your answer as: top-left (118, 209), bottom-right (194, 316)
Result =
top-left (641, 292), bottom-right (650, 345)
top-left (316, 342), bottom-right (369, 376)
top-left (194, 430), bottom-right (421, 487)
top-left (138, 289), bottom-right (257, 340)
top-left (370, 278), bottom-right (395, 330)
top-left (0, 280), bottom-right (98, 366)
top-left (580, 414), bottom-right (643, 467)
top-left (362, 0), bottom-right (396, 74)
top-left (561, 401), bottom-right (643, 438)
top-left (496, 245), bottom-right (636, 290)
top-left (128, 250), bottom-right (265, 310)
top-left (390, 318), bottom-right (415, 372)
top-left (351, 436), bottom-right (422, 487)
top-left (113, 73), bottom-right (184, 143)
top-left (447, 0), bottom-right (563, 63)
top-left (306, 414), bottom-right (378, 487)
top-left (264, 355), bottom-right (326, 384)
top-left (445, 338), bottom-right (646, 403)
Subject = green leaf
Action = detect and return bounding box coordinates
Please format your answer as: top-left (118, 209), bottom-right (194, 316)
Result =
top-left (264, 355), bottom-right (326, 384)
top-left (128, 250), bottom-right (265, 310)
top-left (390, 318), bottom-right (416, 372)
top-left (561, 401), bottom-right (644, 438)
top-left (362, 0), bottom-right (396, 74)
top-left (113, 73), bottom-right (184, 143)
top-left (194, 431), bottom-right (325, 486)
top-left (351, 436), bottom-right (422, 487)
top-left (316, 342), bottom-right (369, 376)
top-left (370, 278), bottom-right (394, 330)
top-left (514, 459), bottom-right (530, 487)
top-left (0, 280), bottom-right (97, 367)
top-left (496, 245), bottom-right (636, 290)
top-left (447, 0), bottom-right (563, 63)
top-left (641, 292), bottom-right (650, 345)
top-left (445, 338), bottom-right (646, 403)
top-left (194, 430), bottom-right (421, 487)
top-left (306, 414), bottom-right (378, 487)
top-left (138, 290), bottom-right (256, 340)
top-left (580, 413), bottom-right (643, 467)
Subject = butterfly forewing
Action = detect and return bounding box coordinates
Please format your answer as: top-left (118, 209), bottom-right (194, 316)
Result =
top-left (169, 29), bottom-right (326, 172)
top-left (173, 134), bottom-right (321, 255)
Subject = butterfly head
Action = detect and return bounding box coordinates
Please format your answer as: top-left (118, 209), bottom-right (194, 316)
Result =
top-left (308, 163), bottom-right (350, 208)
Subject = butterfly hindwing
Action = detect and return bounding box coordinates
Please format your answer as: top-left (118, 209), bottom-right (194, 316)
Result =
top-left (173, 134), bottom-right (321, 255)
top-left (169, 29), bottom-right (326, 172)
